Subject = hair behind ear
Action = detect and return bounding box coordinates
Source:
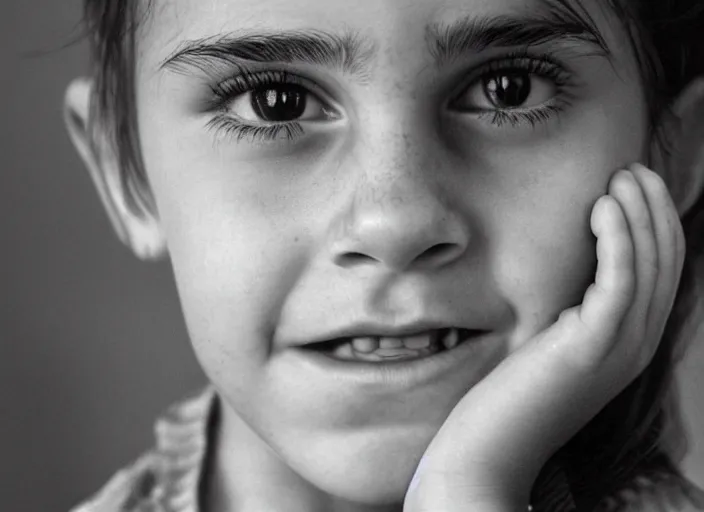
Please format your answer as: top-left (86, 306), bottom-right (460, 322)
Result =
top-left (662, 77), bottom-right (704, 359)
top-left (63, 76), bottom-right (167, 261)
top-left (656, 77), bottom-right (704, 219)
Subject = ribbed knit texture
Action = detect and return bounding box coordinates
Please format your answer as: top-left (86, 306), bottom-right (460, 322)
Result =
top-left (69, 387), bottom-right (704, 512)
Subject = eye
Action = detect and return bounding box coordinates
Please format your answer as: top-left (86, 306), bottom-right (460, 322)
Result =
top-left (455, 70), bottom-right (557, 112)
top-left (228, 83), bottom-right (333, 123)
top-left (207, 71), bottom-right (343, 144)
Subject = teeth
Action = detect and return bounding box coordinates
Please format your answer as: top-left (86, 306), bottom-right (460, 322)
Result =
top-left (351, 330), bottom-right (438, 353)
top-left (442, 328), bottom-right (460, 350)
top-left (332, 340), bottom-right (355, 359)
top-left (379, 338), bottom-right (404, 349)
top-left (351, 330), bottom-right (448, 353)
top-left (317, 328), bottom-right (473, 363)
top-left (373, 348), bottom-right (422, 359)
top-left (351, 336), bottom-right (379, 353)
top-left (352, 346), bottom-right (435, 362)
top-left (318, 328), bottom-right (471, 362)
top-left (333, 329), bottom-right (463, 361)
top-left (401, 333), bottom-right (432, 350)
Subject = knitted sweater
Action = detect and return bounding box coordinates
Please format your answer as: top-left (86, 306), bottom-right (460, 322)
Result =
top-left (69, 387), bottom-right (704, 512)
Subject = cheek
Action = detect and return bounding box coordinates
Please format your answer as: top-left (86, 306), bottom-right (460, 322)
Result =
top-left (475, 88), bottom-right (648, 344)
top-left (490, 188), bottom-right (598, 344)
top-left (481, 150), bottom-right (638, 343)
top-left (143, 154), bottom-right (307, 388)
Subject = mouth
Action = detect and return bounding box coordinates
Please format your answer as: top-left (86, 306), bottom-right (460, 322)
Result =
top-left (302, 328), bottom-right (486, 363)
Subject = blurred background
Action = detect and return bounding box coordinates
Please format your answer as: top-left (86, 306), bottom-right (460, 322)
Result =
top-left (0, 2), bottom-right (206, 511)
top-left (0, 1), bottom-right (703, 511)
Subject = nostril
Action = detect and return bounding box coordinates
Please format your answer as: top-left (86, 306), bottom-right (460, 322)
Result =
top-left (336, 252), bottom-right (376, 267)
top-left (418, 243), bottom-right (460, 264)
top-left (427, 243), bottom-right (454, 255)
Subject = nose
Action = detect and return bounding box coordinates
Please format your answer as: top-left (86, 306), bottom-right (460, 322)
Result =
top-left (331, 143), bottom-right (471, 273)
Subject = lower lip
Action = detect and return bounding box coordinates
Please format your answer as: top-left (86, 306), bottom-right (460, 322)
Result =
top-left (284, 332), bottom-right (501, 391)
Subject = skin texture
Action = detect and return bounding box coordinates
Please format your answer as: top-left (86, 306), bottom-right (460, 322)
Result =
top-left (63, 0), bottom-right (704, 510)
top-left (405, 164), bottom-right (686, 511)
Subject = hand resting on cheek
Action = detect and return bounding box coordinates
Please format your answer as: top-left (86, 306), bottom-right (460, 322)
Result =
top-left (404, 163), bottom-right (686, 512)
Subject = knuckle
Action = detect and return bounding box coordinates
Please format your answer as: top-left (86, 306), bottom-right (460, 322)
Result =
top-left (558, 307), bottom-right (582, 326)
top-left (561, 309), bottom-right (613, 368)
top-left (574, 311), bottom-right (601, 342)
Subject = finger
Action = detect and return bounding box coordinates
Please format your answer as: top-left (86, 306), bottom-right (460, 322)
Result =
top-left (578, 193), bottom-right (635, 337)
top-left (606, 169), bottom-right (659, 332)
top-left (629, 164), bottom-right (685, 335)
top-left (417, 197), bottom-right (636, 494)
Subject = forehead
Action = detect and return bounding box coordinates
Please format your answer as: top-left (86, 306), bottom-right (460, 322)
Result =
top-left (137, 0), bottom-right (623, 76)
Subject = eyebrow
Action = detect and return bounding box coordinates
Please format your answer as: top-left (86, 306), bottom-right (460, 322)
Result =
top-left (427, 11), bottom-right (611, 68)
top-left (159, 30), bottom-right (377, 82)
top-left (158, 6), bottom-right (611, 81)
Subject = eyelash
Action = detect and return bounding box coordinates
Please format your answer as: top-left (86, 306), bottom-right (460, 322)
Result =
top-left (455, 52), bottom-right (574, 129)
top-left (206, 52), bottom-right (574, 143)
top-left (206, 70), bottom-right (308, 143)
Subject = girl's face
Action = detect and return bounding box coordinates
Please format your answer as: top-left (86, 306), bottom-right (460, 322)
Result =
top-left (136, 0), bottom-right (648, 503)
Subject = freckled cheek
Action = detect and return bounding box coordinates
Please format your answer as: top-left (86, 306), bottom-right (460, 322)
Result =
top-left (145, 165), bottom-right (306, 374)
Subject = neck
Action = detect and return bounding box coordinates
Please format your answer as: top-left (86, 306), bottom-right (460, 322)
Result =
top-left (201, 397), bottom-right (402, 512)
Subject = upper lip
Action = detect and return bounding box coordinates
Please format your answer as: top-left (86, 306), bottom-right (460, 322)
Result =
top-left (303, 321), bottom-right (473, 345)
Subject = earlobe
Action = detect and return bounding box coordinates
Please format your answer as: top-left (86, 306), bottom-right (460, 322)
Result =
top-left (63, 77), bottom-right (167, 261)
top-left (656, 77), bottom-right (704, 218)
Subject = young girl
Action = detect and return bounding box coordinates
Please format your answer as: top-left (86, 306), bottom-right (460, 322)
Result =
top-left (64, 0), bottom-right (704, 510)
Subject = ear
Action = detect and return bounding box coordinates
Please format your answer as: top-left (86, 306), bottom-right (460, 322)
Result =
top-left (63, 77), bottom-right (167, 261)
top-left (652, 77), bottom-right (704, 218)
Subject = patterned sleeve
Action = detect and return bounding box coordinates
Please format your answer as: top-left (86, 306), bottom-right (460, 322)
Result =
top-left (67, 386), bottom-right (215, 512)
top-left (68, 452), bottom-right (166, 512)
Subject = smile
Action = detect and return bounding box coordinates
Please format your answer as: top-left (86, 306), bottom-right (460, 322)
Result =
top-left (285, 328), bottom-right (498, 390)
top-left (304, 328), bottom-right (482, 363)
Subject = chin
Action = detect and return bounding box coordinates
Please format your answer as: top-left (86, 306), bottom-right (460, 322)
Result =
top-left (285, 428), bottom-right (432, 505)
top-left (303, 457), bottom-right (415, 505)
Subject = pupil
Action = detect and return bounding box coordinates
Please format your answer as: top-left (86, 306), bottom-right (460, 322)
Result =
top-left (485, 73), bottom-right (531, 108)
top-left (252, 85), bottom-right (307, 121)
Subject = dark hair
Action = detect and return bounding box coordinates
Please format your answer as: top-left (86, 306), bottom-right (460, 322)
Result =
top-left (80, 0), bottom-right (704, 509)
top-left (83, 0), bottom-right (154, 217)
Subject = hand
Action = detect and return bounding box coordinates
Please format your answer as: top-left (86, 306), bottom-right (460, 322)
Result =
top-left (404, 163), bottom-right (686, 512)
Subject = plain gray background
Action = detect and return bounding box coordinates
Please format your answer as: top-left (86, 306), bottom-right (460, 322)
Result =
top-left (1, 1), bottom-right (703, 511)
top-left (1, 2), bottom-right (205, 511)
